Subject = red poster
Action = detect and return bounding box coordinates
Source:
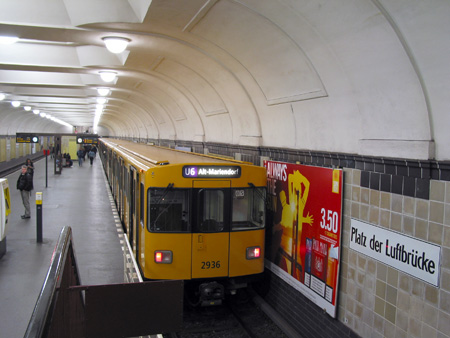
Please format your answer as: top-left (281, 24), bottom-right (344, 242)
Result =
top-left (264, 161), bottom-right (343, 317)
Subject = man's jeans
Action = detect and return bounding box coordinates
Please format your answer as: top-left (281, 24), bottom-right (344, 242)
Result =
top-left (21, 190), bottom-right (30, 217)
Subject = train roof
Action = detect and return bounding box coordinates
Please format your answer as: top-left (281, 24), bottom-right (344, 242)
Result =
top-left (101, 138), bottom-right (254, 167)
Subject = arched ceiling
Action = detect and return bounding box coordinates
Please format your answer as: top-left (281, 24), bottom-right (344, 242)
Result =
top-left (0, 0), bottom-right (449, 160)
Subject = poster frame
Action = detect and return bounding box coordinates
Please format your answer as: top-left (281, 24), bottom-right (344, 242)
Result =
top-left (264, 160), bottom-right (344, 318)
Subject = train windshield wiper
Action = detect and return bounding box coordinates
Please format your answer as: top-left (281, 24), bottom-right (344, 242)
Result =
top-left (154, 183), bottom-right (174, 205)
top-left (152, 183), bottom-right (174, 227)
top-left (248, 182), bottom-right (267, 204)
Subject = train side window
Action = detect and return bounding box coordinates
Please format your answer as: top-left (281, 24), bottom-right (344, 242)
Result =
top-left (231, 187), bottom-right (265, 231)
top-left (197, 189), bottom-right (225, 232)
top-left (148, 188), bottom-right (190, 233)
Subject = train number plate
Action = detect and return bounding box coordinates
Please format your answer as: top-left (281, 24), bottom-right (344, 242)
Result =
top-left (201, 261), bottom-right (221, 269)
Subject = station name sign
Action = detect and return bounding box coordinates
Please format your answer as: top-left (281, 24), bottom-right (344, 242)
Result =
top-left (76, 136), bottom-right (98, 145)
top-left (350, 219), bottom-right (441, 286)
top-left (182, 166), bottom-right (241, 178)
top-left (16, 133), bottom-right (39, 143)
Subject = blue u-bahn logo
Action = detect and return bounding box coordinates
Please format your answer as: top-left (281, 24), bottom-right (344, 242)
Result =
top-left (184, 166), bottom-right (198, 177)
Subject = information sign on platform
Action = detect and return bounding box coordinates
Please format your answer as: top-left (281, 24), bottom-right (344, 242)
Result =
top-left (16, 133), bottom-right (39, 143)
top-left (76, 136), bottom-right (98, 145)
top-left (264, 160), bottom-right (343, 318)
top-left (350, 219), bottom-right (441, 286)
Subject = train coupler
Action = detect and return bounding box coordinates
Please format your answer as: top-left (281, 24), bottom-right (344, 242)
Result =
top-left (199, 281), bottom-right (224, 306)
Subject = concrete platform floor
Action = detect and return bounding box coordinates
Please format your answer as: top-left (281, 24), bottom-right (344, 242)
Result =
top-left (0, 156), bottom-right (124, 338)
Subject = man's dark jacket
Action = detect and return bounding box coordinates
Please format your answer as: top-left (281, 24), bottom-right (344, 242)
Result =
top-left (17, 172), bottom-right (33, 191)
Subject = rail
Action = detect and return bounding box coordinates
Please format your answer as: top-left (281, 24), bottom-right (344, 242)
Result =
top-left (23, 226), bottom-right (183, 338)
top-left (23, 226), bottom-right (83, 338)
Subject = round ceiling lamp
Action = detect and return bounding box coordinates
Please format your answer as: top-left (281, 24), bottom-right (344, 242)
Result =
top-left (0, 36), bottom-right (19, 45)
top-left (33, 109), bottom-right (40, 115)
top-left (99, 71), bottom-right (117, 82)
top-left (24, 106), bottom-right (31, 111)
top-left (102, 37), bottom-right (130, 54)
top-left (97, 88), bottom-right (110, 96)
top-left (11, 100), bottom-right (20, 107)
top-left (0, 93), bottom-right (5, 100)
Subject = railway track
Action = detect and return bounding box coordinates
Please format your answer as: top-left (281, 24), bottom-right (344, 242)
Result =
top-left (164, 290), bottom-right (290, 338)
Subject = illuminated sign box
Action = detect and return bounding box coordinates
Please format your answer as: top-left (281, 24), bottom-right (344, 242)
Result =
top-left (182, 166), bottom-right (241, 178)
top-left (16, 133), bottom-right (39, 143)
top-left (77, 137), bottom-right (98, 145)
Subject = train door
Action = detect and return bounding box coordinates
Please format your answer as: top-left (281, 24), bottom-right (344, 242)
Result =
top-left (191, 180), bottom-right (230, 279)
top-left (112, 154), bottom-right (117, 200)
top-left (118, 159), bottom-right (123, 219)
top-left (128, 166), bottom-right (136, 252)
top-left (138, 180), bottom-right (145, 269)
top-left (113, 155), bottom-right (120, 205)
top-left (121, 161), bottom-right (126, 223)
top-left (134, 172), bottom-right (140, 262)
top-left (108, 149), bottom-right (113, 187)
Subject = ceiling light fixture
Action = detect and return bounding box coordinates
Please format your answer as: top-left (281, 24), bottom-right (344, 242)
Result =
top-left (0, 93), bottom-right (5, 100)
top-left (11, 100), bottom-right (20, 107)
top-left (24, 106), bottom-right (31, 111)
top-left (40, 112), bottom-right (46, 118)
top-left (99, 71), bottom-right (117, 82)
top-left (0, 36), bottom-right (19, 45)
top-left (97, 97), bottom-right (107, 104)
top-left (102, 37), bottom-right (130, 54)
top-left (97, 88), bottom-right (110, 96)
top-left (33, 109), bottom-right (40, 115)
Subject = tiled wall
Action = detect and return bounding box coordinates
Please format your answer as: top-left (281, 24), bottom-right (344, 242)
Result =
top-left (341, 168), bottom-right (450, 338)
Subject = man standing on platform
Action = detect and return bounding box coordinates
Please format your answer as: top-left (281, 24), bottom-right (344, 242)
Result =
top-left (77, 147), bottom-right (84, 167)
top-left (88, 149), bottom-right (95, 165)
top-left (17, 165), bottom-right (33, 219)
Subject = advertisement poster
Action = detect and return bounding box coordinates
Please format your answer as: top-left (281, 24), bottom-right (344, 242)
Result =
top-left (264, 160), bottom-right (343, 317)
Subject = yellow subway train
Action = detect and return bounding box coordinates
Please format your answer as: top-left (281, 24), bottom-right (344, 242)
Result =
top-left (99, 139), bottom-right (266, 305)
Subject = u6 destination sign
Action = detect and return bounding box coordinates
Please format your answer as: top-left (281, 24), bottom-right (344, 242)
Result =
top-left (182, 166), bottom-right (241, 178)
top-left (350, 219), bottom-right (441, 286)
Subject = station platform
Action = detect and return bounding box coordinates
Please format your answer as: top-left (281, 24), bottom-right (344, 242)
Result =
top-left (0, 156), bottom-right (124, 337)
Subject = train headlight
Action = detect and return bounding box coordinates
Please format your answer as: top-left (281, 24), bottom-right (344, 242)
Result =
top-left (246, 246), bottom-right (261, 260)
top-left (154, 250), bottom-right (173, 264)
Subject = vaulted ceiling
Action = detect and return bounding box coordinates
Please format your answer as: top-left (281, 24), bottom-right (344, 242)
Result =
top-left (0, 0), bottom-right (449, 160)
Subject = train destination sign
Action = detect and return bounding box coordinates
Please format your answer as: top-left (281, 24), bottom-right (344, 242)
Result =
top-left (182, 166), bottom-right (241, 178)
top-left (16, 133), bottom-right (39, 143)
top-left (76, 136), bottom-right (98, 145)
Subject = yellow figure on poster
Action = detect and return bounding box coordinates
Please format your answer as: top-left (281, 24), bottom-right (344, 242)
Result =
top-left (279, 190), bottom-right (296, 257)
top-left (290, 170), bottom-right (314, 279)
top-left (272, 169), bottom-right (313, 278)
top-left (274, 184), bottom-right (298, 274)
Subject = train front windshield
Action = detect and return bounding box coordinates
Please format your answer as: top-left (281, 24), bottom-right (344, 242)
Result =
top-left (148, 187), bottom-right (265, 233)
top-left (149, 188), bottom-right (190, 232)
top-left (231, 188), bottom-right (265, 230)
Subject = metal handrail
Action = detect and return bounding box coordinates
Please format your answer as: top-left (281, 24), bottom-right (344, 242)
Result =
top-left (23, 226), bottom-right (73, 338)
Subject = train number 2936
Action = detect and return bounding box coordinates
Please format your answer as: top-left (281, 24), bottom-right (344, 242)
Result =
top-left (201, 261), bottom-right (221, 269)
